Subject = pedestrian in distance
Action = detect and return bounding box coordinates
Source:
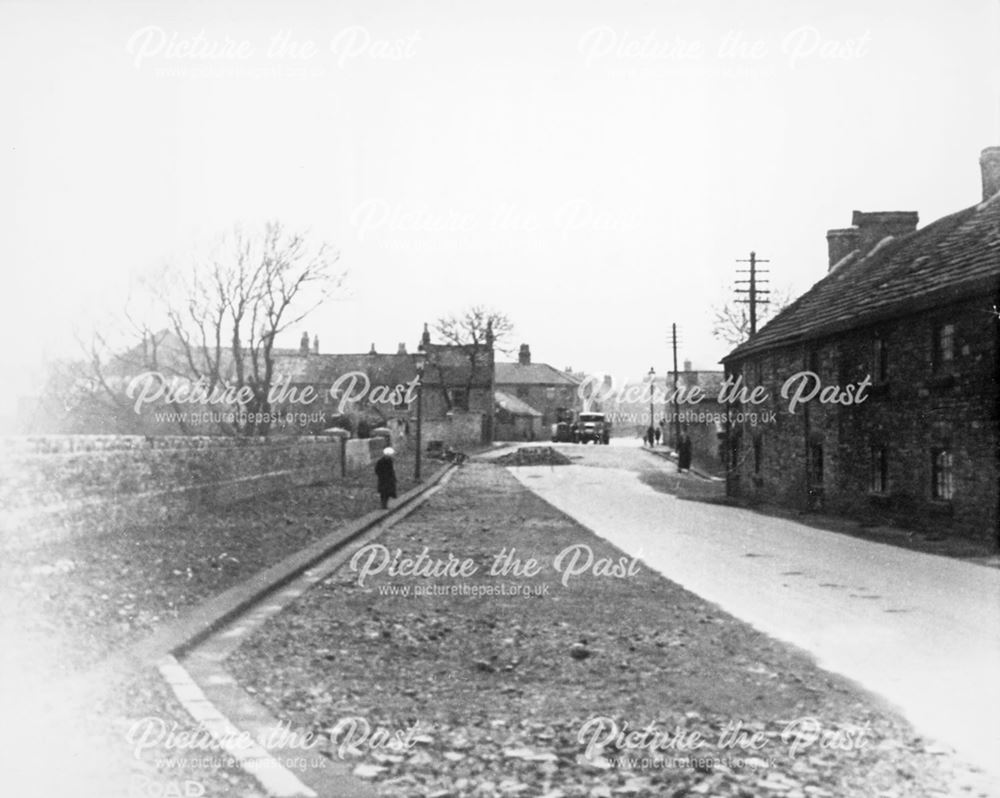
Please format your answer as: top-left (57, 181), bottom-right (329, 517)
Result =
top-left (654, 427), bottom-right (661, 446)
top-left (677, 431), bottom-right (693, 473)
top-left (375, 447), bottom-right (397, 509)
top-left (645, 426), bottom-right (655, 447)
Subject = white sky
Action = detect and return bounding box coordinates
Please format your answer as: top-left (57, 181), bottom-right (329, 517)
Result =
top-left (2, 0), bottom-right (998, 410)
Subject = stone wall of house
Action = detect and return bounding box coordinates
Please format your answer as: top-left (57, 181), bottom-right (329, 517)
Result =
top-left (660, 406), bottom-right (727, 475)
top-left (728, 295), bottom-right (998, 543)
top-left (0, 434), bottom-right (392, 549)
top-left (495, 415), bottom-right (544, 442)
top-left (420, 412), bottom-right (486, 447)
top-left (420, 387), bottom-right (492, 420)
top-left (497, 384), bottom-right (577, 427)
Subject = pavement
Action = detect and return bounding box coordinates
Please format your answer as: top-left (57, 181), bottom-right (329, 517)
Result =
top-left (505, 439), bottom-right (1000, 783)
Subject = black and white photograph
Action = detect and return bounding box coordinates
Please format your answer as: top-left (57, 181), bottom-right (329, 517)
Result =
top-left (1, 1), bottom-right (999, 796)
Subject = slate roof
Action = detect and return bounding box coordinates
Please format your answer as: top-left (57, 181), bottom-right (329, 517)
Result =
top-left (272, 352), bottom-right (416, 386)
top-left (724, 195), bottom-right (1000, 362)
top-left (495, 362), bottom-right (580, 386)
top-left (495, 391), bottom-right (543, 417)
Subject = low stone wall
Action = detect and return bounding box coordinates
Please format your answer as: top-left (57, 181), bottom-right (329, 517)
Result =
top-left (345, 437), bottom-right (386, 472)
top-left (0, 434), bottom-right (392, 549)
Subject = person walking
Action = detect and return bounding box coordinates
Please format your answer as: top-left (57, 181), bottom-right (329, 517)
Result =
top-left (654, 427), bottom-right (661, 446)
top-left (677, 431), bottom-right (693, 473)
top-left (375, 447), bottom-right (397, 509)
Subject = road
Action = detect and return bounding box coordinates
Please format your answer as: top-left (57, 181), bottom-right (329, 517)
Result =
top-left (500, 438), bottom-right (1000, 782)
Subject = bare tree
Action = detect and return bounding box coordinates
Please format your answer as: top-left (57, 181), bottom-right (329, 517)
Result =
top-left (430, 306), bottom-right (513, 411)
top-left (73, 221), bottom-right (343, 436)
top-left (711, 289), bottom-right (793, 348)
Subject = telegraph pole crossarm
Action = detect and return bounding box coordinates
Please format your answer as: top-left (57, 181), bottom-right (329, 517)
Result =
top-left (734, 251), bottom-right (771, 336)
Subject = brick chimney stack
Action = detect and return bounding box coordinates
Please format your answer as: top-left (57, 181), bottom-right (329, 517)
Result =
top-left (518, 344), bottom-right (531, 365)
top-left (299, 331), bottom-right (310, 355)
top-left (312, 335), bottom-right (319, 354)
top-left (683, 359), bottom-right (692, 372)
top-left (826, 228), bottom-right (860, 270)
top-left (826, 211), bottom-right (919, 272)
top-left (852, 211), bottom-right (919, 253)
top-left (981, 146), bottom-right (1000, 201)
top-left (397, 342), bottom-right (407, 355)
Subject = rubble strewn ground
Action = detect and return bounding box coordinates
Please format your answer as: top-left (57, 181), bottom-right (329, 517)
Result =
top-left (0, 450), bottom-right (417, 675)
top-left (0, 451), bottom-right (417, 798)
top-left (491, 446), bottom-right (573, 467)
top-left (227, 463), bottom-right (974, 797)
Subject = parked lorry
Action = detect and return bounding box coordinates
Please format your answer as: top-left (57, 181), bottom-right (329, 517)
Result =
top-left (575, 411), bottom-right (611, 445)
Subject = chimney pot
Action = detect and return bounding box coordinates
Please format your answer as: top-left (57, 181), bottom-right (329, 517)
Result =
top-left (518, 343), bottom-right (531, 365)
top-left (369, 342), bottom-right (377, 355)
top-left (397, 342), bottom-right (407, 355)
top-left (980, 146), bottom-right (1000, 201)
top-left (300, 331), bottom-right (310, 355)
top-left (312, 335), bottom-right (319, 354)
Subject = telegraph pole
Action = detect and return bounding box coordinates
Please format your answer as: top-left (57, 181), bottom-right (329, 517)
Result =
top-left (734, 251), bottom-right (770, 336)
top-left (486, 319), bottom-right (495, 443)
top-left (647, 367), bottom-right (655, 445)
top-left (669, 323), bottom-right (681, 448)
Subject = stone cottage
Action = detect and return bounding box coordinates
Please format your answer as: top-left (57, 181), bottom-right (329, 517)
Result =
top-left (721, 147), bottom-right (1000, 544)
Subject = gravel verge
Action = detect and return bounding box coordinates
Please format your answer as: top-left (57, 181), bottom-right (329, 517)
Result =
top-left (226, 462), bottom-right (981, 797)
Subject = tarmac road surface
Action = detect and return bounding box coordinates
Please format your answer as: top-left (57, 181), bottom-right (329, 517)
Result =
top-left (505, 438), bottom-right (1000, 782)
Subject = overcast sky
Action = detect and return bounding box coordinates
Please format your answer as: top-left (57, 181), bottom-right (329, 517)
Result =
top-left (2, 0), bottom-right (998, 409)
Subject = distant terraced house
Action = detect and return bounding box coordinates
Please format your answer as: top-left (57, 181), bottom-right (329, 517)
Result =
top-left (722, 147), bottom-right (1000, 545)
top-left (494, 344), bottom-right (583, 440)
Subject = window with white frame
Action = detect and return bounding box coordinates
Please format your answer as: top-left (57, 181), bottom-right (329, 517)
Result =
top-left (931, 448), bottom-right (954, 500)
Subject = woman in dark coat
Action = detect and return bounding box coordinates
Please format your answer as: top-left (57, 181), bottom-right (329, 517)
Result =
top-left (375, 447), bottom-right (397, 509)
top-left (677, 432), bottom-right (693, 473)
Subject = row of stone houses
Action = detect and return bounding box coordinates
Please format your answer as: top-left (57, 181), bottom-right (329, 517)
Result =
top-left (213, 328), bottom-right (583, 444)
top-left (20, 318), bottom-right (587, 445)
top-left (270, 330), bottom-right (584, 443)
top-left (721, 147), bottom-right (1000, 544)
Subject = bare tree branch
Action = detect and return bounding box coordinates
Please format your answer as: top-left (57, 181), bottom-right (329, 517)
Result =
top-left (431, 305), bottom-right (513, 409)
top-left (711, 289), bottom-right (793, 348)
top-left (68, 220), bottom-right (344, 436)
